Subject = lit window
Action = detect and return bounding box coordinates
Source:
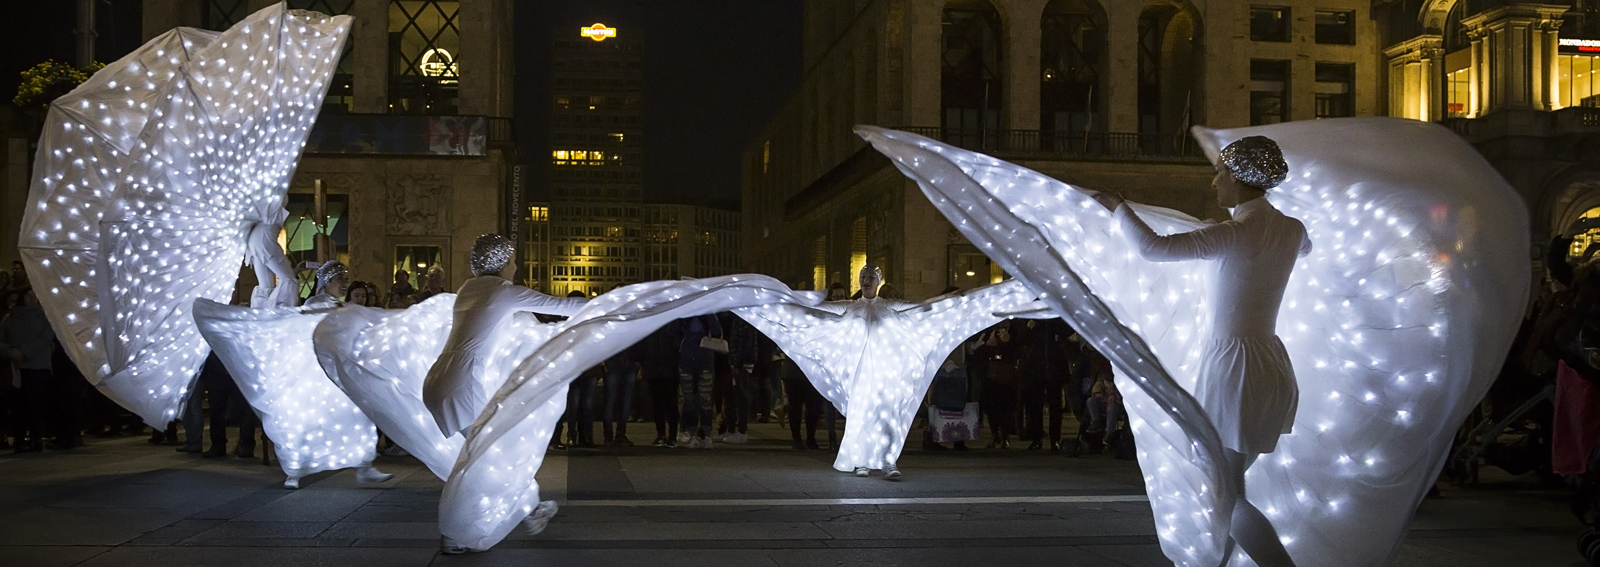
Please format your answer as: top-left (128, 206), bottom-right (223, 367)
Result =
top-left (1250, 6), bottom-right (1290, 42)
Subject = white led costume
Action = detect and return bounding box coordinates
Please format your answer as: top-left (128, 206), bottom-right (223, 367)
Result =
top-left (311, 295), bottom-right (567, 480)
top-left (423, 277), bottom-right (586, 436)
top-left (858, 118), bottom-right (1529, 567)
top-left (15, 4), bottom-right (350, 426)
top-left (438, 275), bottom-right (822, 552)
top-left (734, 279), bottom-right (1042, 474)
top-left (193, 298), bottom-right (381, 483)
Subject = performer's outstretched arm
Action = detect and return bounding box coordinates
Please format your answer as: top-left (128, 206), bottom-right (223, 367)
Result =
top-left (506, 285), bottom-right (587, 317)
top-left (1114, 203), bottom-right (1236, 262)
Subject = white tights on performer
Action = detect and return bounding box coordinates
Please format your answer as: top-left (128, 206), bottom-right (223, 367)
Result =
top-left (1217, 450), bottom-right (1296, 567)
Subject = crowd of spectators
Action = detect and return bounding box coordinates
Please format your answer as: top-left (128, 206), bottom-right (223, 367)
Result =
top-left (0, 264), bottom-right (1127, 461)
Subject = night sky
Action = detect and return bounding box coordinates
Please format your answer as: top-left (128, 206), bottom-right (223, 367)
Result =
top-left (518, 0), bottom-right (804, 211)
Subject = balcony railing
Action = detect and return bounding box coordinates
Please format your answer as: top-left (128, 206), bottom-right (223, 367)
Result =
top-left (895, 127), bottom-right (1207, 161)
top-left (1439, 106), bottom-right (1600, 141)
top-left (305, 114), bottom-right (513, 156)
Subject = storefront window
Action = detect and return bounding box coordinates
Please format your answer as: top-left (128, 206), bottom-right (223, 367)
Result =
top-left (1559, 54), bottom-right (1600, 108)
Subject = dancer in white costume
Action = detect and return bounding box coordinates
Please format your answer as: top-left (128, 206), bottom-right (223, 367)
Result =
top-left (312, 292), bottom-right (567, 481)
top-left (423, 234), bottom-right (587, 437)
top-left (857, 119), bottom-right (1529, 567)
top-left (735, 265), bottom-right (1042, 478)
top-left (15, 5), bottom-right (350, 427)
top-left (1092, 136), bottom-right (1305, 567)
top-left (438, 276), bottom-right (823, 553)
top-left (194, 261), bottom-right (392, 490)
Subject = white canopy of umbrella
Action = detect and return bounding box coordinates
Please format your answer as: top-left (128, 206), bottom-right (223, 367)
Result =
top-left (16, 3), bottom-right (351, 426)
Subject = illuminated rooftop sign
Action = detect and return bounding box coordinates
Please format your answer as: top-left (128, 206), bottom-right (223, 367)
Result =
top-left (581, 23), bottom-right (616, 41)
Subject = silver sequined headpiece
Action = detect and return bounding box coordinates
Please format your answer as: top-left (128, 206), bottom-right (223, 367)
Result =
top-left (471, 234), bottom-right (515, 276)
top-left (1219, 136), bottom-right (1288, 190)
top-left (314, 261), bottom-right (348, 292)
top-left (859, 264), bottom-right (883, 283)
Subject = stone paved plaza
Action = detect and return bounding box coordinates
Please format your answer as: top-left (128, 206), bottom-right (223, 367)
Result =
top-left (0, 422), bottom-right (1577, 566)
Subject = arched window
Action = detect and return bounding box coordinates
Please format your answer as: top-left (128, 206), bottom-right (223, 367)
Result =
top-left (1041, 0), bottom-right (1106, 150)
top-left (942, 0), bottom-right (1004, 148)
top-left (1138, 4), bottom-right (1200, 152)
top-left (1570, 207), bottom-right (1600, 259)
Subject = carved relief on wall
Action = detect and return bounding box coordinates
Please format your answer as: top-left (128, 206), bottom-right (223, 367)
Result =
top-left (386, 174), bottom-right (451, 236)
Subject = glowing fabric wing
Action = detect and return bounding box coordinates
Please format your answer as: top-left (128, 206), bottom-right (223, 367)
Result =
top-left (312, 295), bottom-right (567, 480)
top-left (17, 5), bottom-right (351, 426)
top-left (860, 118), bottom-right (1528, 567)
top-left (439, 275), bottom-right (822, 551)
top-left (194, 299), bottom-right (377, 478)
top-left (735, 280), bottom-right (1042, 471)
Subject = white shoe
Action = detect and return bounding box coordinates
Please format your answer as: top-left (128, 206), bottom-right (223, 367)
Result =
top-left (676, 432), bottom-right (692, 445)
top-left (521, 500), bottom-right (560, 535)
top-left (853, 467), bottom-right (870, 477)
top-left (283, 476), bottom-right (301, 489)
top-left (439, 536), bottom-right (480, 555)
top-left (683, 437), bottom-right (700, 449)
top-left (728, 433), bottom-right (748, 444)
top-left (883, 464), bottom-right (901, 480)
top-left (700, 436), bottom-right (713, 450)
top-left (355, 466), bottom-right (394, 484)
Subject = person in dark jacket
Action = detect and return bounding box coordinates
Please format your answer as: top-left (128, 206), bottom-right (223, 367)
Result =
top-left (975, 323), bottom-right (1019, 449)
top-left (1, 288), bottom-right (54, 453)
top-left (716, 314), bottom-right (757, 444)
top-left (642, 326), bottom-right (680, 447)
top-left (779, 348), bottom-right (823, 450)
top-left (602, 336), bottom-right (645, 446)
top-left (676, 314), bottom-right (722, 448)
top-left (1017, 318), bottom-right (1070, 451)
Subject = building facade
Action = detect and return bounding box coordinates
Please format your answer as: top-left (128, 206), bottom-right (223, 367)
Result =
top-left (745, 0), bottom-right (1384, 299)
top-left (530, 23), bottom-right (646, 297)
top-left (522, 22), bottom-right (742, 297)
top-left (644, 204), bottom-right (743, 282)
top-left (134, 0), bottom-right (516, 294)
top-left (1377, 0), bottom-right (1600, 270)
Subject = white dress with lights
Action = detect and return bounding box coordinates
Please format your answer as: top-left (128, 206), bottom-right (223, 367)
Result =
top-left (193, 298), bottom-right (378, 480)
top-left (14, 5), bottom-right (350, 427)
top-left (858, 118), bottom-right (1529, 567)
top-left (1113, 198), bottom-right (1310, 455)
top-left (311, 295), bottom-right (567, 480)
top-left (438, 275), bottom-right (822, 552)
top-left (423, 277), bottom-right (586, 436)
top-left (734, 281), bottom-right (1042, 472)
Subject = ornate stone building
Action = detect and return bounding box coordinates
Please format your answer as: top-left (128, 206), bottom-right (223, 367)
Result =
top-left (140, 0), bottom-right (517, 292)
top-left (744, 0), bottom-right (1384, 299)
top-left (1378, 0), bottom-right (1600, 269)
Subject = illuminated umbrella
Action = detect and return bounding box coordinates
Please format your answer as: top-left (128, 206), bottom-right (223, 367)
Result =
top-left (16, 4), bottom-right (350, 426)
top-left (859, 119), bottom-right (1528, 567)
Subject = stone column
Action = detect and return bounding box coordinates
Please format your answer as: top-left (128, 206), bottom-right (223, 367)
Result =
top-left (1383, 36), bottom-right (1443, 121)
top-left (1463, 4), bottom-right (1570, 114)
top-left (1103, 3), bottom-right (1139, 133)
top-left (2, 139), bottom-right (27, 267)
top-left (905, 1), bottom-right (943, 127)
top-left (1469, 29), bottom-right (1484, 115)
top-left (350, 0), bottom-right (388, 114)
top-left (1547, 19), bottom-right (1563, 108)
top-left (1000, 0), bottom-right (1047, 131)
top-left (141, 0), bottom-right (202, 40)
